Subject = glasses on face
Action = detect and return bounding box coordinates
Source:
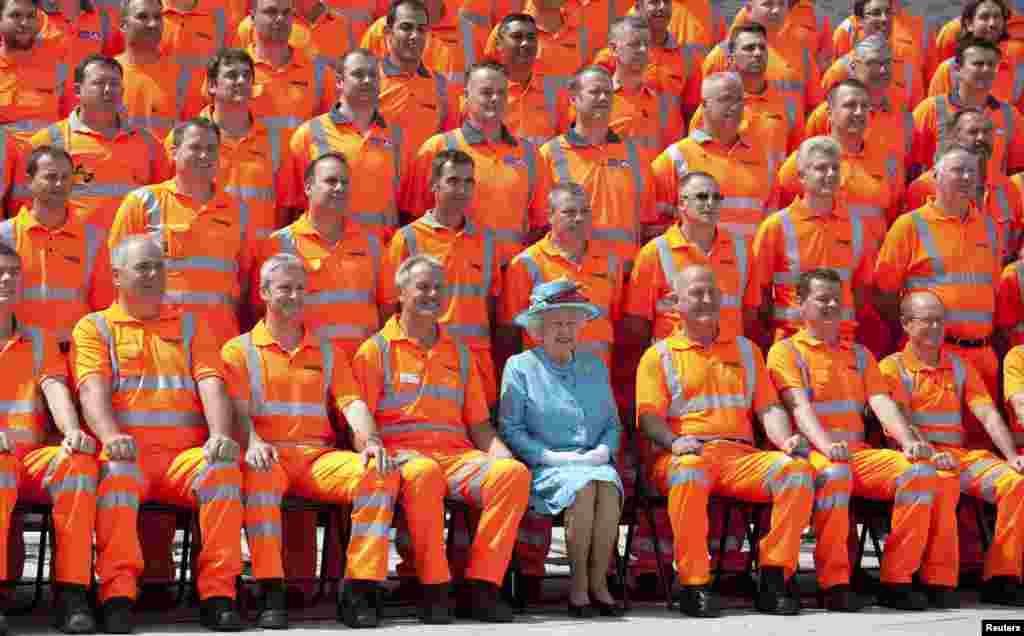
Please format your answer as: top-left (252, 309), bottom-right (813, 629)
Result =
top-left (682, 192), bottom-right (724, 205)
top-left (906, 315), bottom-right (944, 328)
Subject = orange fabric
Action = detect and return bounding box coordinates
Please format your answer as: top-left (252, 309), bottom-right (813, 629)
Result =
top-left (625, 224), bottom-right (759, 341)
top-left (500, 234), bottom-right (625, 364)
top-left (1002, 344), bottom-right (1024, 432)
top-left (116, 54), bottom-right (206, 141)
top-left (829, 12), bottom-right (931, 105)
top-left (652, 126), bottom-right (777, 239)
top-left (0, 326), bottom-right (67, 449)
top-left (934, 18), bottom-right (1024, 83)
top-left (536, 129), bottom-right (658, 270)
top-left (521, 2), bottom-right (593, 81)
top-left (0, 38), bottom-right (75, 145)
top-left (691, 86), bottom-right (805, 158)
top-left (659, 0), bottom-right (725, 71)
top-left (997, 261), bottom-right (1024, 347)
top-left (929, 57), bottom-right (1024, 114)
top-left (39, 8), bottom-right (122, 72)
top-left (875, 199), bottom-right (1001, 340)
top-left (803, 98), bottom-right (914, 181)
top-left (109, 180), bottom-right (253, 345)
top-left (158, 0), bottom-right (231, 63)
top-left (361, 16), bottom-right (456, 81)
top-left (604, 84), bottom-right (684, 162)
top-left (752, 197), bottom-right (875, 341)
top-left (822, 57), bottom-right (922, 117)
top-left (547, 0), bottom-right (630, 62)
top-left (378, 60), bottom-right (459, 165)
top-left (352, 315), bottom-right (490, 453)
top-left (234, 9), bottom-right (358, 62)
top-left (25, 112), bottom-right (170, 232)
top-left (285, 108), bottom-right (403, 239)
top-left (587, 35), bottom-right (702, 118)
top-left (911, 95), bottom-right (1024, 176)
top-left (251, 215), bottom-right (386, 358)
top-left (2, 206), bottom-right (114, 342)
top-left (0, 128), bottom-right (16, 206)
top-left (496, 73), bottom-right (571, 148)
top-left (733, 0), bottom-right (831, 61)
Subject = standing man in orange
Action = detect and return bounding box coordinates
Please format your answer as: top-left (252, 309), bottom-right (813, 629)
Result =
top-left (402, 62), bottom-right (540, 265)
top-left (158, 0), bottom-right (230, 69)
top-left (234, 0), bottom-right (360, 63)
top-left (109, 117), bottom-right (253, 347)
top-left (286, 49), bottom-right (404, 239)
top-left (353, 255), bottom-right (530, 624)
top-left (0, 240), bottom-right (100, 635)
top-left (73, 234), bottom-right (244, 633)
top-left (0, 146), bottom-right (113, 348)
top-left (636, 264), bottom-right (813, 617)
top-left (881, 290), bottom-right (1024, 607)
top-left (225, 252), bottom-right (401, 629)
top-left (768, 268), bottom-right (959, 611)
top-left (536, 65), bottom-right (659, 274)
top-left (26, 54), bottom-right (169, 233)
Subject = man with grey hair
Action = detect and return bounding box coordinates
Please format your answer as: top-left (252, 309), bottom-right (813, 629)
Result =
top-left (223, 251), bottom-right (401, 629)
top-left (353, 254), bottom-right (530, 624)
top-left (653, 71), bottom-right (777, 240)
top-left (73, 234), bottom-right (245, 633)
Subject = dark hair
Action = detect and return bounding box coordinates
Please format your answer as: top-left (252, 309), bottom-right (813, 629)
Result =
top-left (496, 12), bottom-right (535, 37)
top-left (25, 145), bottom-right (73, 178)
top-left (303, 152), bottom-right (349, 186)
top-left (961, 0), bottom-right (1010, 41)
top-left (171, 117), bottom-right (221, 148)
top-left (74, 54), bottom-right (122, 85)
top-left (727, 22), bottom-right (767, 53)
top-left (955, 34), bottom-right (1002, 66)
top-left (852, 0), bottom-right (888, 18)
top-left (207, 48), bottom-right (255, 87)
top-left (385, 0), bottom-right (428, 27)
top-left (827, 77), bottom-right (870, 104)
top-left (797, 268), bottom-right (842, 301)
top-left (429, 149), bottom-right (473, 185)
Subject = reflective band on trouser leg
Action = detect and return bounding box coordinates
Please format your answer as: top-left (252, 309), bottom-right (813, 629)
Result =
top-left (96, 461), bottom-right (146, 602)
top-left (443, 451), bottom-right (530, 585)
top-left (31, 448), bottom-right (99, 585)
top-left (808, 452), bottom-right (853, 589)
top-left (656, 452), bottom-right (712, 585)
top-left (0, 455), bottom-right (19, 584)
top-left (189, 457), bottom-right (244, 600)
top-left (397, 455), bottom-right (451, 584)
top-left (514, 511), bottom-right (554, 576)
top-left (956, 449), bottom-right (1024, 580)
top-left (756, 452), bottom-right (814, 579)
top-left (242, 463), bottom-right (287, 580)
top-left (338, 455), bottom-right (399, 582)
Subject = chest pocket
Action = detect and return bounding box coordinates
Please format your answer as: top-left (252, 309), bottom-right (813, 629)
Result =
top-left (114, 332), bottom-right (146, 376)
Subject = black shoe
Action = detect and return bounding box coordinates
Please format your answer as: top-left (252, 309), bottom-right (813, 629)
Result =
top-left (100, 597), bottom-right (134, 634)
top-left (198, 596), bottom-right (244, 632)
top-left (818, 584), bottom-right (869, 612)
top-left (56, 583), bottom-right (97, 634)
top-left (677, 585), bottom-right (720, 618)
top-left (0, 612), bottom-right (9, 636)
top-left (592, 598), bottom-right (626, 617)
top-left (256, 579), bottom-right (288, 629)
top-left (458, 580), bottom-right (515, 623)
top-left (756, 567), bottom-right (800, 615)
top-left (419, 583), bottom-right (453, 625)
top-left (516, 574), bottom-right (543, 607)
top-left (876, 583), bottom-right (928, 611)
top-left (339, 580), bottom-right (380, 629)
top-left (924, 584), bottom-right (960, 609)
top-left (568, 600), bottom-right (595, 618)
top-left (980, 577), bottom-right (1024, 606)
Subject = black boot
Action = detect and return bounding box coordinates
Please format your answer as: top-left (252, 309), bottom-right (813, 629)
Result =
top-left (876, 583), bottom-right (928, 610)
top-left (818, 584), bottom-right (869, 612)
top-left (100, 597), bottom-right (134, 635)
top-left (980, 576), bottom-right (1024, 606)
top-left (338, 580), bottom-right (380, 629)
top-left (198, 596), bottom-right (244, 632)
top-left (924, 584), bottom-right (960, 609)
top-left (755, 567), bottom-right (800, 615)
top-left (256, 579), bottom-right (288, 629)
top-left (419, 583), bottom-right (453, 625)
top-left (677, 585), bottom-right (720, 617)
top-left (457, 580), bottom-right (514, 623)
top-left (55, 583), bottom-right (97, 634)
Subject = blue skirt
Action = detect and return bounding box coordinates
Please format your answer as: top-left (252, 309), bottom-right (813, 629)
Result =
top-left (528, 463), bottom-right (624, 516)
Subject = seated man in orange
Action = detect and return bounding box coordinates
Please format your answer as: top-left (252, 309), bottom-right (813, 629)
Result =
top-left (636, 263), bottom-right (813, 618)
top-left (73, 234), bottom-right (245, 633)
top-left (881, 290), bottom-right (1024, 607)
top-left (0, 240), bottom-right (100, 635)
top-left (225, 253), bottom-right (401, 629)
top-left (1000, 341), bottom-right (1024, 449)
top-left (352, 254), bottom-right (530, 624)
top-left (768, 268), bottom-right (959, 611)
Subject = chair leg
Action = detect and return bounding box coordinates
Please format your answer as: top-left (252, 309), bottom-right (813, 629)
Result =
top-left (714, 500), bottom-right (734, 584)
top-left (854, 517), bottom-right (869, 579)
top-left (31, 512), bottom-right (51, 611)
top-left (642, 502), bottom-right (673, 609)
top-left (973, 500), bottom-right (993, 553)
top-left (744, 506), bottom-right (763, 572)
top-left (313, 510), bottom-right (333, 605)
top-left (176, 512), bottom-right (192, 606)
top-left (621, 509), bottom-right (637, 610)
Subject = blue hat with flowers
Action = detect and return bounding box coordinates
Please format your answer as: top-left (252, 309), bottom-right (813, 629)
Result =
top-left (513, 278), bottom-right (603, 327)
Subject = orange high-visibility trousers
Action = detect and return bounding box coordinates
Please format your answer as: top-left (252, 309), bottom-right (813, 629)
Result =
top-left (651, 440), bottom-right (814, 585)
top-left (808, 447), bottom-right (960, 588)
top-left (243, 446), bottom-right (399, 582)
top-left (397, 449), bottom-right (529, 585)
top-left (95, 449), bottom-right (243, 602)
top-left (948, 447), bottom-right (1024, 579)
top-left (0, 448), bottom-right (98, 584)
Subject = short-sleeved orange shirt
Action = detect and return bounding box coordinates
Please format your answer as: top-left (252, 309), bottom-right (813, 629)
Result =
top-left (933, 18), bottom-right (1024, 85)
top-left (734, 0), bottom-right (831, 63)
top-left (829, 14), bottom-right (930, 107)
top-left (691, 85), bottom-right (804, 160)
top-left (360, 16), bottom-right (456, 82)
top-left (1002, 343), bottom-right (1024, 432)
top-left (39, 7), bottom-right (122, 75)
top-left (0, 326), bottom-right (68, 455)
top-left (159, 0), bottom-right (231, 65)
top-left (591, 32), bottom-right (702, 119)
top-left (996, 260), bottom-right (1024, 347)
top-left (116, 53), bottom-right (206, 141)
top-left (636, 331), bottom-right (778, 442)
top-left (657, 0), bottom-right (725, 71)
top-left (603, 84), bottom-right (685, 162)
top-left (803, 97), bottom-right (913, 181)
top-left (234, 9), bottom-right (357, 62)
top-left (912, 94), bottom-right (1024, 177)
top-left (626, 224), bottom-right (759, 342)
top-left (0, 38), bottom-right (75, 145)
top-left (71, 302), bottom-right (225, 452)
top-left (522, 1), bottom-right (593, 83)
top-left (221, 320), bottom-right (360, 445)
top-left (703, 35), bottom-right (820, 114)
top-left (929, 57), bottom-right (1024, 115)
top-left (352, 315), bottom-right (490, 453)
top-left (378, 59), bottom-right (459, 165)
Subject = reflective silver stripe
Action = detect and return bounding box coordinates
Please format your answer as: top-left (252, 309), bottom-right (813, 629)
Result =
top-left (814, 493), bottom-right (850, 511)
top-left (767, 471), bottom-right (813, 495)
top-left (668, 467), bottom-right (708, 488)
top-left (813, 399), bottom-right (864, 415)
top-left (906, 211), bottom-right (996, 289)
top-left (350, 521), bottom-right (391, 537)
top-left (924, 430), bottom-right (964, 444)
top-left (352, 493), bottom-right (394, 510)
top-left (935, 96), bottom-right (949, 163)
top-left (591, 227), bottom-right (634, 242)
top-left (379, 422), bottom-right (464, 435)
top-left (99, 461), bottom-right (144, 483)
top-left (773, 306), bottom-right (856, 321)
top-left (545, 138), bottom-right (572, 183)
top-left (576, 340), bottom-right (610, 355)
top-left (0, 401), bottom-right (36, 414)
top-left (306, 290), bottom-right (372, 304)
top-left (113, 374), bottom-right (196, 392)
top-left (830, 430), bottom-right (865, 442)
top-left (163, 291), bottom-right (237, 305)
top-left (47, 474), bottom-right (97, 495)
top-left (2, 120), bottom-right (55, 133)
top-left (448, 455), bottom-right (491, 506)
top-left (165, 256), bottom-right (239, 273)
top-left (895, 462), bottom-right (937, 488)
top-left (244, 492), bottom-right (282, 507)
top-left (97, 492), bottom-right (140, 509)
top-left (0, 472), bottom-right (15, 488)
top-left (944, 309), bottom-right (993, 323)
top-left (373, 333), bottom-right (469, 413)
top-left (316, 324), bottom-right (373, 339)
top-left (196, 484), bottom-right (241, 504)
top-left (0, 427), bottom-right (41, 443)
top-left (894, 490), bottom-right (934, 505)
top-left (224, 185), bottom-right (275, 201)
top-left (445, 323), bottom-right (489, 337)
top-left (814, 463), bottom-right (852, 489)
top-left (117, 411), bottom-right (205, 426)
top-left (22, 286), bottom-right (80, 301)
top-left (246, 521), bottom-right (282, 537)
top-left (241, 332), bottom-right (331, 420)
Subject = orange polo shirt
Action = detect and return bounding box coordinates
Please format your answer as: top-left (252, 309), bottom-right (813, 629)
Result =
top-left (498, 73), bottom-right (571, 148)
top-left (159, 0), bottom-right (231, 65)
top-left (286, 108), bottom-right (403, 239)
top-left (929, 57), bottom-right (1024, 114)
top-left (0, 206), bottom-right (114, 343)
top-left (657, 0), bottom-right (725, 70)
top-left (636, 331), bottom-right (778, 442)
top-left (0, 326), bottom-right (67, 455)
top-left (767, 328), bottom-right (887, 447)
top-left (361, 16), bottom-right (456, 82)
top-left (116, 53), bottom-right (206, 141)
top-left (0, 38), bottom-right (75, 145)
top-left (109, 180), bottom-right (253, 344)
top-left (829, 14), bottom-right (930, 107)
top-left (803, 97), bottom-right (914, 179)
top-left (557, 0), bottom-right (630, 61)
top-left (252, 215), bottom-right (386, 358)
top-left (934, 17), bottom-right (1024, 82)
top-left (25, 111), bottom-right (170, 232)
top-left (536, 127), bottom-right (658, 271)
top-left (702, 32), bottom-right (821, 113)
top-left (912, 94), bottom-right (1024, 176)
top-left (221, 320), bottom-right (360, 445)
top-left (522, 2), bottom-right (593, 84)
top-left (652, 126), bottom-right (777, 239)
top-left (875, 199), bottom-right (1001, 340)
top-left (690, 84), bottom-right (805, 161)
top-left (71, 301), bottom-right (225, 453)
top-left (402, 122), bottom-right (540, 264)
top-left (234, 9), bottom-right (357, 62)
top-left (1002, 343), bottom-right (1024, 432)
top-left (733, 0), bottom-right (831, 63)
top-left (39, 7), bottom-right (122, 73)
top-left (822, 55), bottom-right (923, 118)
top-left (626, 223), bottom-right (759, 342)
top-left (377, 58), bottom-right (459, 169)
top-left (352, 315), bottom-right (490, 454)
top-left (500, 234), bottom-right (625, 364)
top-left (753, 197), bottom-right (875, 340)
top-left (996, 260), bottom-right (1024, 347)
top-left (603, 83), bottom-right (684, 162)
top-left (879, 346), bottom-right (993, 447)
top-left (0, 128), bottom-right (16, 207)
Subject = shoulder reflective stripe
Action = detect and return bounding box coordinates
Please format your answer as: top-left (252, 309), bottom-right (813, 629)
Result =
top-left (783, 96), bottom-right (797, 127)
top-left (276, 227), bottom-right (297, 254)
top-left (934, 96), bottom-right (948, 164)
top-left (779, 209), bottom-right (800, 281)
top-left (372, 333), bottom-right (392, 390)
top-left (367, 233), bottom-right (382, 292)
top-left (308, 117), bottom-right (331, 158)
top-left (140, 130), bottom-right (160, 180)
top-left (894, 354), bottom-right (915, 399)
top-left (181, 311), bottom-right (195, 372)
top-left (542, 77), bottom-right (563, 130)
top-left (546, 139), bottom-right (572, 182)
top-left (657, 92), bottom-right (670, 135)
top-left (850, 212), bottom-right (864, 265)
top-left (55, 63), bottom-right (68, 99)
top-left (135, 187), bottom-right (163, 240)
top-left (0, 220), bottom-right (14, 248)
top-left (24, 326), bottom-right (43, 377)
top-left (625, 139), bottom-right (643, 246)
top-left (910, 211), bottom-right (947, 276)
top-left (0, 131), bottom-right (5, 191)
top-left (175, 65), bottom-right (194, 118)
top-left (654, 236), bottom-right (678, 285)
top-left (455, 340), bottom-right (469, 408)
top-left (46, 124), bottom-right (66, 151)
top-left (83, 223), bottom-right (102, 299)
top-left (241, 333), bottom-right (264, 403)
top-left (1016, 261), bottom-right (1024, 306)
top-left (443, 131), bottom-right (459, 151)
top-left (655, 340), bottom-right (683, 408)
top-left (434, 73), bottom-right (449, 131)
top-left (853, 344), bottom-right (867, 375)
top-left (401, 225), bottom-right (418, 256)
top-left (457, 11), bottom-right (481, 67)
top-left (736, 336), bottom-right (756, 407)
top-left (579, 26), bottom-right (590, 61)
top-left (319, 336), bottom-right (334, 403)
top-left (1014, 63), bottom-right (1024, 103)
top-left (783, 337), bottom-right (811, 399)
top-left (481, 229), bottom-right (495, 292)
top-left (983, 214), bottom-right (999, 263)
top-left (731, 233), bottom-right (749, 294)
top-left (903, 60), bottom-right (914, 106)
top-left (90, 313), bottom-right (118, 378)
top-left (392, 125), bottom-right (405, 197)
top-left (949, 352), bottom-right (966, 401)
top-left (313, 57), bottom-right (328, 107)
top-left (518, 252), bottom-right (542, 286)
top-left (1002, 103), bottom-right (1014, 157)
top-left (100, 8), bottom-right (111, 42)
top-left (994, 184), bottom-right (1012, 224)
top-left (903, 110), bottom-right (913, 156)
top-left (524, 142), bottom-right (537, 213)
top-left (212, 7), bottom-right (226, 48)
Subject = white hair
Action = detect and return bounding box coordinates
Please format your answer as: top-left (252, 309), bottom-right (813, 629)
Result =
top-left (853, 33), bottom-right (891, 59)
top-left (259, 253), bottom-right (306, 290)
top-left (111, 234), bottom-right (162, 270)
top-left (701, 71), bottom-right (743, 100)
top-left (796, 135), bottom-right (841, 172)
top-left (395, 254), bottom-right (444, 290)
top-left (934, 146), bottom-right (979, 174)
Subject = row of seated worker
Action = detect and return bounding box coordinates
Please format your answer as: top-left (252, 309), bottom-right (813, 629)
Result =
top-left (1, 219), bottom-right (1024, 636)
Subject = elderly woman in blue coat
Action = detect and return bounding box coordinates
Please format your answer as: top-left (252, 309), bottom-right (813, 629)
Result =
top-left (498, 279), bottom-right (623, 617)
